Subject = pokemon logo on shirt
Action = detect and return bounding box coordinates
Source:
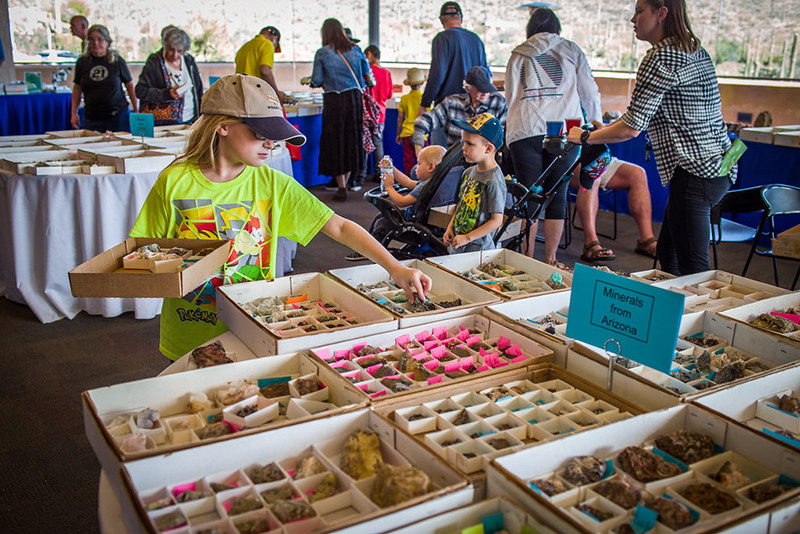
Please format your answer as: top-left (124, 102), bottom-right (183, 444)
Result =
top-left (170, 198), bottom-right (274, 306)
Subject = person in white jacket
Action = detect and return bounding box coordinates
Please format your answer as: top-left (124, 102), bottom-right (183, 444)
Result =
top-left (505, 8), bottom-right (605, 268)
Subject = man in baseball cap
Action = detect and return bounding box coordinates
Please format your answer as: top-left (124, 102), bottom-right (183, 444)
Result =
top-left (419, 1), bottom-right (488, 147)
top-left (202, 74), bottom-right (305, 146)
top-left (464, 66), bottom-right (497, 94)
top-left (235, 26), bottom-right (286, 103)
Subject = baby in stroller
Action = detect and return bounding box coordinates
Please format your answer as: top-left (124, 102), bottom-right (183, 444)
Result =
top-left (347, 143), bottom-right (466, 261)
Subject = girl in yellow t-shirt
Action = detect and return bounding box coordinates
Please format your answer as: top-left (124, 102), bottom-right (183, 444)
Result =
top-left (396, 68), bottom-right (428, 174)
top-left (132, 74), bottom-right (431, 361)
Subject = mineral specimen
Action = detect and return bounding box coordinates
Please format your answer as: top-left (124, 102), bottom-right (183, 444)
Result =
top-left (136, 408), bottom-right (160, 429)
top-left (260, 485), bottom-right (297, 503)
top-left (779, 394), bottom-right (800, 415)
top-left (234, 518), bottom-right (271, 534)
top-left (154, 511), bottom-right (186, 531)
top-left (593, 476), bottom-right (641, 509)
top-left (499, 280), bottom-right (518, 292)
top-left (227, 495), bottom-right (263, 515)
top-left (484, 387), bottom-right (514, 402)
top-left (749, 483), bottom-right (793, 503)
top-left (531, 478), bottom-right (566, 496)
top-left (210, 482), bottom-right (235, 493)
top-left (679, 483), bottom-right (740, 514)
top-left (575, 504), bottom-right (613, 521)
top-left (371, 464), bottom-right (433, 507)
top-left (437, 298), bottom-right (462, 308)
top-left (453, 409), bottom-right (470, 426)
top-left (175, 489), bottom-right (209, 503)
top-left (616, 524), bottom-right (635, 534)
top-left (356, 345), bottom-right (380, 358)
top-left (373, 365), bottom-right (396, 378)
top-left (191, 340), bottom-right (233, 368)
top-left (617, 446), bottom-right (683, 482)
top-left (260, 381), bottom-right (290, 398)
top-left (145, 498), bottom-right (172, 511)
top-left (745, 359), bottom-right (770, 373)
top-left (236, 404), bottom-right (258, 418)
top-left (294, 376), bottom-right (320, 396)
top-left (249, 463), bottom-right (284, 484)
top-left (340, 429), bottom-right (384, 480)
top-left (293, 456), bottom-right (326, 479)
top-left (270, 500), bottom-right (316, 523)
top-left (486, 438), bottom-right (510, 450)
top-left (562, 456), bottom-right (607, 486)
top-left (643, 496), bottom-right (695, 529)
top-left (751, 313), bottom-right (798, 333)
top-left (710, 461), bottom-right (751, 490)
top-left (451, 346), bottom-right (471, 358)
top-left (696, 351), bottom-right (712, 374)
top-left (381, 377), bottom-right (414, 392)
top-left (195, 422), bottom-right (233, 440)
top-left (655, 430), bottom-right (715, 464)
top-left (357, 356), bottom-right (386, 368)
top-left (309, 472), bottom-right (338, 502)
top-left (714, 363), bottom-right (741, 384)
top-left (409, 294), bottom-right (436, 313)
top-left (216, 383), bottom-right (259, 406)
top-left (120, 432), bottom-right (147, 453)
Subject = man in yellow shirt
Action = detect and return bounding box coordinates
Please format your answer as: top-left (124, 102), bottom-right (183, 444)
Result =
top-left (234, 26), bottom-right (285, 102)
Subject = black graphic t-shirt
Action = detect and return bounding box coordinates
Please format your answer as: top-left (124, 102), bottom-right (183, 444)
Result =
top-left (74, 53), bottom-right (132, 120)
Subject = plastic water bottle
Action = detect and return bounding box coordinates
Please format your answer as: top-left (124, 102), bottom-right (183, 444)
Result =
top-left (379, 155), bottom-right (393, 194)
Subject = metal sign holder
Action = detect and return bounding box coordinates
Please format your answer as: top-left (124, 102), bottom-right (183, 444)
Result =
top-left (604, 338), bottom-right (622, 391)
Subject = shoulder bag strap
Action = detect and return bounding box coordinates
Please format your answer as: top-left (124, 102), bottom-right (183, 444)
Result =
top-left (337, 50), bottom-right (363, 92)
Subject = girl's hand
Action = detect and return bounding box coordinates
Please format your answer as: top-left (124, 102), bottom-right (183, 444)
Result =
top-left (71, 113), bottom-right (81, 129)
top-left (169, 87), bottom-right (180, 99)
top-left (388, 265), bottom-right (431, 303)
top-left (395, 135), bottom-right (401, 145)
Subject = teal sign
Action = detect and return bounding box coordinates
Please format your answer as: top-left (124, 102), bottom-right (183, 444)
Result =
top-left (566, 264), bottom-right (684, 373)
top-left (129, 112), bottom-right (154, 138)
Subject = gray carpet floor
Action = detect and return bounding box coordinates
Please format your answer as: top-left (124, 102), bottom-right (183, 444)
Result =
top-left (1, 183), bottom-right (795, 533)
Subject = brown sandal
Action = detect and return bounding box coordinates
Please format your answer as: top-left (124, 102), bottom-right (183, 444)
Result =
top-left (581, 240), bottom-right (615, 262)
top-left (635, 237), bottom-right (658, 259)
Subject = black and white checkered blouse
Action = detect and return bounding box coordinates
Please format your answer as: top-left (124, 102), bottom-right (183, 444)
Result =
top-left (621, 37), bottom-right (735, 187)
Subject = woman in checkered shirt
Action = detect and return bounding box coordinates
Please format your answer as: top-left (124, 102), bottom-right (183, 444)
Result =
top-left (568, 0), bottom-right (734, 276)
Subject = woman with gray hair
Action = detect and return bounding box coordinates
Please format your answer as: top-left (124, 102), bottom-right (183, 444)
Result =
top-left (135, 27), bottom-right (204, 125)
top-left (71, 24), bottom-right (138, 131)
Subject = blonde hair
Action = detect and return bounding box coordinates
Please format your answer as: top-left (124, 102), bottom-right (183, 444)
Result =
top-left (174, 114), bottom-right (242, 170)
top-left (419, 145), bottom-right (446, 166)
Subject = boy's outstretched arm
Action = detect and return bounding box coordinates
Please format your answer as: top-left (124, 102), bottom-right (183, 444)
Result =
top-left (321, 214), bottom-right (431, 301)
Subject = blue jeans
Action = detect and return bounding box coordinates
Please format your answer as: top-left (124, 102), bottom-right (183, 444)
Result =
top-left (82, 108), bottom-right (131, 133)
top-left (658, 166), bottom-right (731, 276)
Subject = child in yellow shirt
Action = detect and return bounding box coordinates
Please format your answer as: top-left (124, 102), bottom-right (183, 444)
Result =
top-left (396, 68), bottom-right (426, 174)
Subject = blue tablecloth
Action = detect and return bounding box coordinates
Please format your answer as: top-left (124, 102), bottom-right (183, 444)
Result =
top-left (0, 93), bottom-right (72, 136)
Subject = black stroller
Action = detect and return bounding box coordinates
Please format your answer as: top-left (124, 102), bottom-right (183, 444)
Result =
top-left (362, 138), bottom-right (585, 259)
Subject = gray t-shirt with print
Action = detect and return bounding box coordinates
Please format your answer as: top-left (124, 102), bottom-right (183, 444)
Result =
top-left (451, 164), bottom-right (507, 251)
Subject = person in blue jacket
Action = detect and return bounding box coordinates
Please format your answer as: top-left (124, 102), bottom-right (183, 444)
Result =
top-left (418, 1), bottom-right (487, 117)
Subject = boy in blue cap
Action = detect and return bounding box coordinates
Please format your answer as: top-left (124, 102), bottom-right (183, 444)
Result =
top-left (444, 112), bottom-right (507, 253)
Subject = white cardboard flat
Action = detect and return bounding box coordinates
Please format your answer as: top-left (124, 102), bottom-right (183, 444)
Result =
top-left (83, 352), bottom-right (367, 509)
top-left (424, 249), bottom-right (573, 301)
top-left (488, 404), bottom-right (800, 534)
top-left (327, 260), bottom-right (501, 327)
top-left (119, 410), bottom-right (472, 534)
top-left (216, 272), bottom-right (399, 357)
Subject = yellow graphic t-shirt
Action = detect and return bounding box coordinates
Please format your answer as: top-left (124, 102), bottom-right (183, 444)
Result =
top-left (131, 160), bottom-right (333, 360)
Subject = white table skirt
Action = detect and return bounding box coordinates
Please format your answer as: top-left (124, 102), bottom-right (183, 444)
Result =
top-left (0, 147), bottom-right (296, 323)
